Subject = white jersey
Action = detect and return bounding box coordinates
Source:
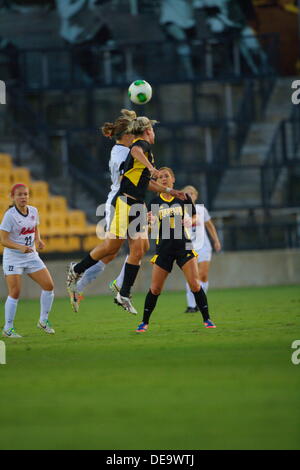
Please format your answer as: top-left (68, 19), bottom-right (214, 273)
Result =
top-left (191, 204), bottom-right (212, 252)
top-left (0, 205), bottom-right (39, 263)
top-left (105, 144), bottom-right (130, 227)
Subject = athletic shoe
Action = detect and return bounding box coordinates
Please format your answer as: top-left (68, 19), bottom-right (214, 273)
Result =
top-left (114, 292), bottom-right (138, 315)
top-left (184, 306), bottom-right (199, 313)
top-left (68, 289), bottom-right (84, 313)
top-left (37, 320), bottom-right (55, 334)
top-left (2, 327), bottom-right (22, 338)
top-left (204, 319), bottom-right (216, 328)
top-left (109, 279), bottom-right (120, 296)
top-left (66, 262), bottom-right (82, 291)
top-left (136, 322), bottom-right (148, 333)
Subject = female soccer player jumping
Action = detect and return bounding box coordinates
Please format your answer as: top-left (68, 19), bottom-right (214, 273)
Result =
top-left (0, 183), bottom-right (55, 337)
top-left (136, 167), bottom-right (216, 333)
top-left (67, 111), bottom-right (186, 315)
top-left (68, 109), bottom-right (150, 312)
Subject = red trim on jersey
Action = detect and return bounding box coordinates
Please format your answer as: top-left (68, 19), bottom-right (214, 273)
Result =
top-left (20, 227), bottom-right (35, 235)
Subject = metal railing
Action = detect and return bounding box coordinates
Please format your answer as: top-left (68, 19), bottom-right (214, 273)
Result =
top-left (15, 33), bottom-right (278, 90)
top-left (261, 105), bottom-right (300, 206)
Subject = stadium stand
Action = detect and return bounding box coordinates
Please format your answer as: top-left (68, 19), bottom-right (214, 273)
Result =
top-left (0, 153), bottom-right (99, 255)
top-left (0, 0), bottom-right (299, 255)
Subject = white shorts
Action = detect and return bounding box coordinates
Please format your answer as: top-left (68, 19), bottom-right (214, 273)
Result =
top-left (195, 248), bottom-right (212, 263)
top-left (3, 256), bottom-right (46, 276)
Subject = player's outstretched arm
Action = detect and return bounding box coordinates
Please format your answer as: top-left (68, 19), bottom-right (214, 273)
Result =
top-left (131, 146), bottom-right (159, 178)
top-left (148, 180), bottom-right (187, 200)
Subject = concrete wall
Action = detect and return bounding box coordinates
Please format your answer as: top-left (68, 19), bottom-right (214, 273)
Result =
top-left (0, 249), bottom-right (299, 299)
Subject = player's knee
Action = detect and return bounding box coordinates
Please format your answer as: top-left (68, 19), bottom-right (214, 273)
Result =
top-left (150, 286), bottom-right (162, 296)
top-left (130, 249), bottom-right (143, 263)
top-left (9, 288), bottom-right (20, 299)
top-left (44, 282), bottom-right (54, 291)
top-left (200, 274), bottom-right (208, 282)
top-left (189, 281), bottom-right (200, 292)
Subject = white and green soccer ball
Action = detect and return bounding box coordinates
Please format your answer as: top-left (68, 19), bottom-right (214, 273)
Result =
top-left (128, 80), bottom-right (152, 105)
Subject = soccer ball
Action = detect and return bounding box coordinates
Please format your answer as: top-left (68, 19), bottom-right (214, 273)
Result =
top-left (128, 80), bottom-right (152, 105)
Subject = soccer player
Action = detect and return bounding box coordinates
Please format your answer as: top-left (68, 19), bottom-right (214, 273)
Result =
top-left (67, 112), bottom-right (186, 314)
top-left (136, 167), bottom-right (216, 333)
top-left (69, 109), bottom-right (150, 312)
top-left (0, 183), bottom-right (55, 337)
top-left (182, 185), bottom-right (221, 313)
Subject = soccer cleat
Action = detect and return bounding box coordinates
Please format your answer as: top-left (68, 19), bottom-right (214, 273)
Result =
top-left (184, 306), bottom-right (199, 313)
top-left (66, 262), bottom-right (82, 291)
top-left (136, 322), bottom-right (148, 333)
top-left (203, 319), bottom-right (216, 328)
top-left (37, 320), bottom-right (55, 334)
top-left (114, 292), bottom-right (138, 315)
top-left (2, 327), bottom-right (22, 338)
top-left (109, 279), bottom-right (120, 296)
top-left (68, 289), bottom-right (84, 313)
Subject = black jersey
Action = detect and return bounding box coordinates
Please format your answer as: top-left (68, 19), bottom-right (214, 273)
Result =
top-left (149, 193), bottom-right (196, 254)
top-left (119, 138), bottom-right (154, 202)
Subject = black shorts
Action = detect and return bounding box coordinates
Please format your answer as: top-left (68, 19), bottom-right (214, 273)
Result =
top-left (109, 194), bottom-right (147, 238)
top-left (150, 249), bottom-right (198, 273)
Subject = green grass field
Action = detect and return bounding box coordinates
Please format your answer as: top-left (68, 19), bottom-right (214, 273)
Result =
top-left (0, 285), bottom-right (300, 450)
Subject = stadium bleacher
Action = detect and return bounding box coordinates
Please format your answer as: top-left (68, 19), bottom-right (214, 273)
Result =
top-left (0, 153), bottom-right (98, 255)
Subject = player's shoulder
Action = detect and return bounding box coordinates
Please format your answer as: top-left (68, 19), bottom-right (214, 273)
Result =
top-left (28, 205), bottom-right (38, 213)
top-left (111, 144), bottom-right (130, 159)
top-left (131, 139), bottom-right (149, 150)
top-left (2, 206), bottom-right (16, 217)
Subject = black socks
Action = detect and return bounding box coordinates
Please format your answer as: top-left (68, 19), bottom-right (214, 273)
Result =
top-left (120, 263), bottom-right (140, 297)
top-left (143, 289), bottom-right (160, 324)
top-left (192, 288), bottom-right (210, 322)
top-left (74, 254), bottom-right (98, 275)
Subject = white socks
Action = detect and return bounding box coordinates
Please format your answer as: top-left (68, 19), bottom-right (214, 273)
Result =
top-left (40, 290), bottom-right (54, 323)
top-left (186, 282), bottom-right (197, 308)
top-left (116, 255), bottom-right (129, 289)
top-left (76, 260), bottom-right (106, 292)
top-left (4, 296), bottom-right (18, 330)
top-left (201, 281), bottom-right (209, 293)
top-left (185, 281), bottom-right (209, 307)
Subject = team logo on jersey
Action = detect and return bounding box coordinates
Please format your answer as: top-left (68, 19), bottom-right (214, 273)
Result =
top-left (20, 227), bottom-right (35, 235)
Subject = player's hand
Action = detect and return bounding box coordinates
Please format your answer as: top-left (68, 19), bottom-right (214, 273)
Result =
top-left (170, 189), bottom-right (187, 200)
top-left (147, 211), bottom-right (156, 225)
top-left (37, 239), bottom-right (45, 250)
top-left (21, 246), bottom-right (34, 254)
top-left (182, 215), bottom-right (193, 228)
top-left (149, 168), bottom-right (160, 179)
top-left (214, 240), bottom-right (221, 252)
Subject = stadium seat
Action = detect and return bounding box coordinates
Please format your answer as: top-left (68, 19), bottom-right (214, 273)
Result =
top-left (0, 184), bottom-right (11, 201)
top-left (30, 181), bottom-right (49, 200)
top-left (0, 169), bottom-right (13, 186)
top-left (0, 200), bottom-right (9, 217)
top-left (30, 200), bottom-right (49, 216)
top-left (11, 167), bottom-right (31, 187)
top-left (0, 153), bottom-right (13, 170)
top-left (67, 210), bottom-right (87, 234)
top-left (83, 234), bottom-right (102, 251)
top-left (46, 213), bottom-right (69, 235)
top-left (43, 235), bottom-right (81, 253)
top-left (47, 196), bottom-right (67, 213)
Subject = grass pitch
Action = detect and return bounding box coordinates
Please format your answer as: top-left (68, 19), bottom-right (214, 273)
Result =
top-left (0, 285), bottom-right (300, 450)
